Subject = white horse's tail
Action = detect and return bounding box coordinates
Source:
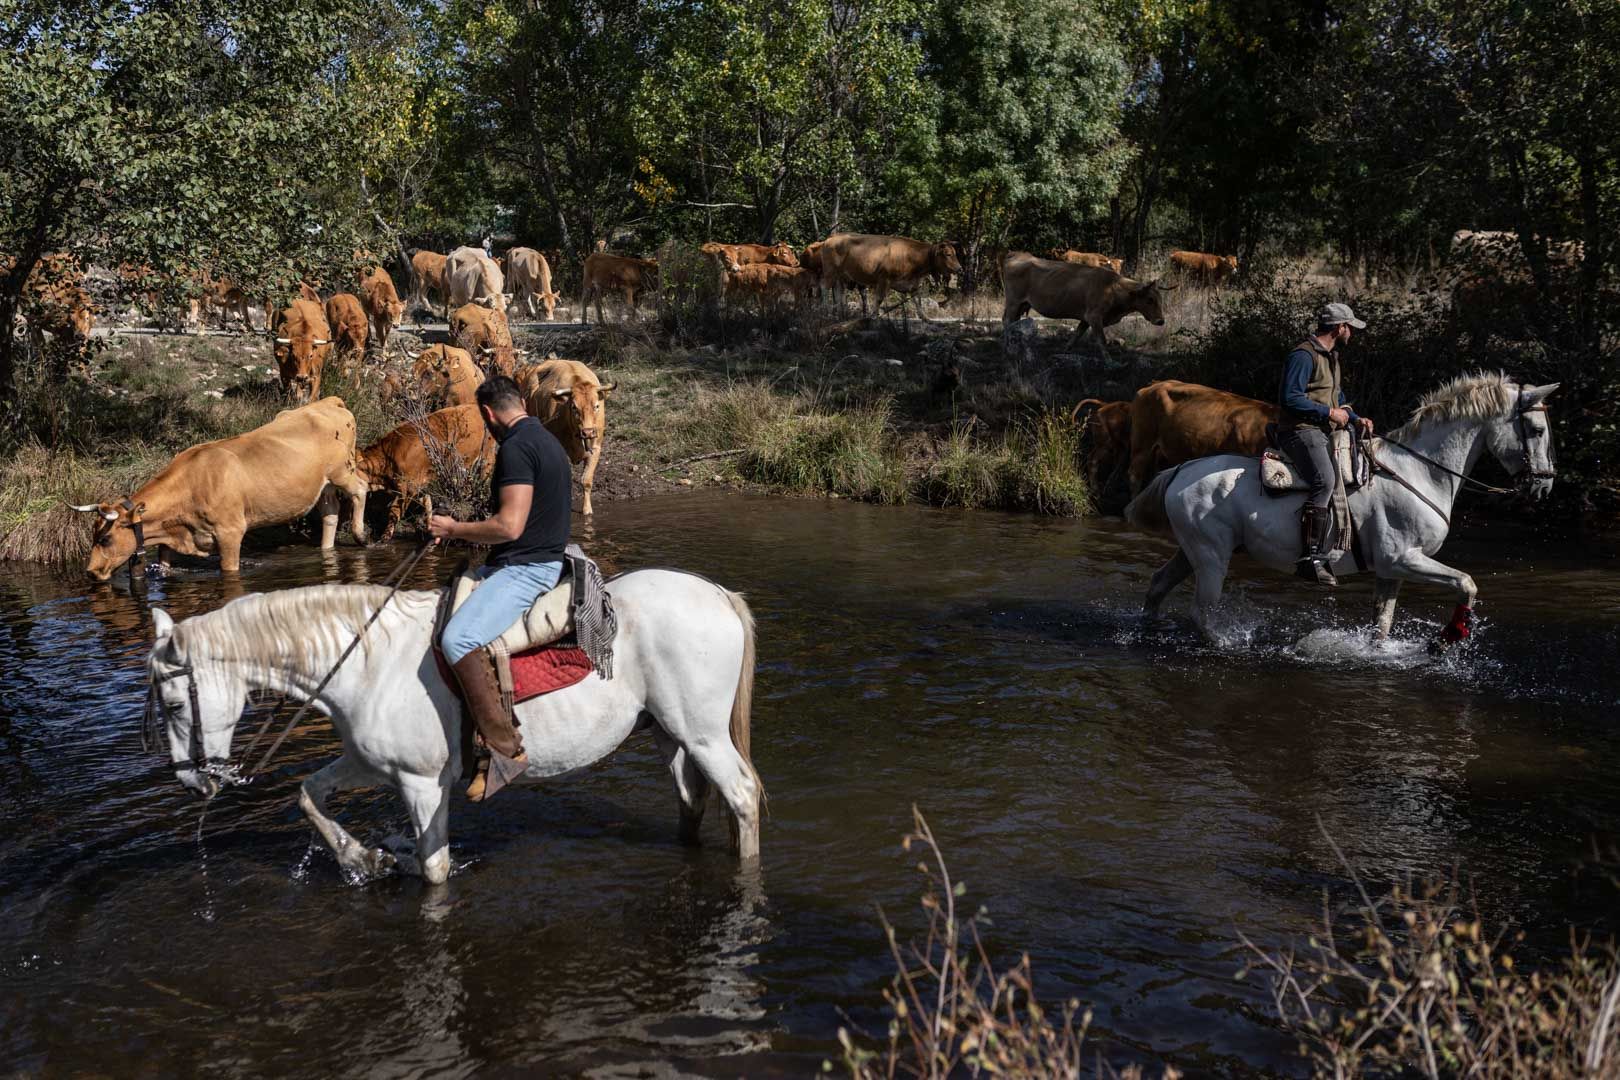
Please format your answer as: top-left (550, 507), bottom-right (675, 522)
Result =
top-left (1124, 465), bottom-right (1180, 535)
top-left (724, 589), bottom-right (764, 808)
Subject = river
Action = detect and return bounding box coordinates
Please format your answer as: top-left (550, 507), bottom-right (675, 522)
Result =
top-left (2, 492), bottom-right (1617, 1076)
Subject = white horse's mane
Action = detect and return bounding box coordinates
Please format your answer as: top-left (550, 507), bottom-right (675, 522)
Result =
top-left (1389, 371), bottom-right (1514, 442)
top-left (173, 583), bottom-right (438, 677)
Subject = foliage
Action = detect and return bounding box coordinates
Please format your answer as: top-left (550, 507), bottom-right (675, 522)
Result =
top-left (741, 400), bottom-right (909, 504)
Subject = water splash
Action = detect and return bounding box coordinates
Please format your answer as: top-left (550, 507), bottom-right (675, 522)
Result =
top-left (193, 802), bottom-right (216, 923)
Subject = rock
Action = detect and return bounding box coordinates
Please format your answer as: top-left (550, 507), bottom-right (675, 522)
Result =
top-left (876, 357), bottom-right (903, 367)
top-left (203, 389), bottom-right (224, 399)
top-left (1003, 317), bottom-right (1039, 363)
top-left (842, 353), bottom-right (863, 364)
top-left (712, 474), bottom-right (724, 483)
top-left (677, 478), bottom-right (693, 487)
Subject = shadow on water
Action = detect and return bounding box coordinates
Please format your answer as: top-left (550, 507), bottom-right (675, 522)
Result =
top-left (0, 492), bottom-right (1617, 1075)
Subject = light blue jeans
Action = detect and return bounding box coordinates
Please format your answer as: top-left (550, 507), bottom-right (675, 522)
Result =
top-left (441, 560), bottom-right (563, 665)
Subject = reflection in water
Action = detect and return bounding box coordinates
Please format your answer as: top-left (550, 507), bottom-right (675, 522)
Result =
top-left (0, 493), bottom-right (1616, 1075)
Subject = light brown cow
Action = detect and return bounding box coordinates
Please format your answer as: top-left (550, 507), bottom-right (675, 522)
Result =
top-left (1001, 252), bottom-right (1171, 358)
top-left (1070, 398), bottom-right (1132, 496)
top-left (446, 245), bottom-right (507, 313)
top-left (409, 250), bottom-right (449, 317)
top-left (271, 299), bottom-right (333, 404)
top-left (517, 359), bottom-right (616, 515)
top-left (580, 252), bottom-right (658, 324)
top-left (6, 254), bottom-right (94, 358)
top-left (324, 293), bottom-right (369, 374)
top-left (704, 241), bottom-right (799, 269)
top-left (817, 233), bottom-right (960, 318)
top-left (1168, 250), bottom-right (1239, 287)
top-left (1053, 250), bottom-right (1125, 274)
top-left (411, 344), bottom-right (484, 407)
top-left (725, 263), bottom-right (817, 313)
top-left (356, 404), bottom-right (495, 539)
top-left (359, 266), bottom-right (405, 354)
top-left (506, 246), bottom-right (561, 321)
top-left (1126, 380), bottom-right (1276, 493)
top-left (450, 302), bottom-right (519, 374)
top-left (74, 396), bottom-right (368, 579)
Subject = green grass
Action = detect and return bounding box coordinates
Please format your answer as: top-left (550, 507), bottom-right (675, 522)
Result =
top-left (741, 400), bottom-right (910, 505)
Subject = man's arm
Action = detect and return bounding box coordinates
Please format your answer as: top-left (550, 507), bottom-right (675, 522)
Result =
top-left (429, 484), bottom-right (533, 543)
top-left (1281, 350), bottom-right (1330, 419)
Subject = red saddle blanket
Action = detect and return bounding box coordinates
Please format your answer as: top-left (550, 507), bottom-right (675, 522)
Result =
top-left (435, 643), bottom-right (594, 703)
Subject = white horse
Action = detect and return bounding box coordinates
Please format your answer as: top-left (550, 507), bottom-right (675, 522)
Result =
top-left (144, 569), bottom-right (763, 884)
top-left (1125, 373), bottom-right (1559, 642)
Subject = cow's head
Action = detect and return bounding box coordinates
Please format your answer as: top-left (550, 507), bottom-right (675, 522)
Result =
top-left (74, 499), bottom-right (145, 581)
top-left (540, 290), bottom-right (561, 319)
top-left (550, 378), bottom-right (616, 449)
top-left (932, 242), bottom-right (963, 279)
top-left (1222, 255), bottom-right (1239, 274)
top-left (477, 344), bottom-right (517, 376)
top-left (274, 332), bottom-right (330, 404)
top-left (1133, 279), bottom-right (1173, 326)
top-left (768, 243), bottom-right (800, 268)
top-left (381, 297), bottom-right (405, 329)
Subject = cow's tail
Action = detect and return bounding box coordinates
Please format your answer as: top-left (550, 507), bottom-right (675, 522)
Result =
top-left (723, 588), bottom-right (765, 814)
top-left (1123, 464), bottom-right (1182, 536)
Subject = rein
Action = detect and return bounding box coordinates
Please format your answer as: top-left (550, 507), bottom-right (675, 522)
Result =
top-left (145, 538), bottom-right (436, 780)
top-left (1367, 398), bottom-right (1552, 528)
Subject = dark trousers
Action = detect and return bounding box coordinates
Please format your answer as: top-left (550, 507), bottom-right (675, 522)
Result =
top-left (1281, 426), bottom-right (1334, 509)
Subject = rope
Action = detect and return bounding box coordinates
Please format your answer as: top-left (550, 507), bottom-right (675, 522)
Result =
top-left (247, 538), bottom-right (436, 776)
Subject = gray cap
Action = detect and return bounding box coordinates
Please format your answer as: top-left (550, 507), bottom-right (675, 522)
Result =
top-left (1319, 302), bottom-right (1367, 329)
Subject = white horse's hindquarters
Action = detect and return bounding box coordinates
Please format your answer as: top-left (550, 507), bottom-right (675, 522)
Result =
top-left (1166, 456), bottom-right (1314, 575)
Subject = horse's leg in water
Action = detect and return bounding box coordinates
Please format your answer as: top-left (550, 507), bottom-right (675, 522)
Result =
top-left (391, 772), bottom-right (452, 885)
top-left (298, 755), bottom-right (396, 878)
top-left (654, 728), bottom-right (712, 847)
top-left (1388, 551), bottom-right (1477, 644)
top-left (1188, 546), bottom-right (1232, 641)
top-left (686, 740), bottom-right (761, 861)
top-left (1144, 549), bottom-right (1194, 619)
top-left (1373, 577), bottom-right (1403, 639)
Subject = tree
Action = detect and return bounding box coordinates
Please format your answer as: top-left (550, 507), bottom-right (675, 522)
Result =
top-left (907, 0), bottom-right (1130, 288)
top-left (0, 0), bottom-right (372, 409)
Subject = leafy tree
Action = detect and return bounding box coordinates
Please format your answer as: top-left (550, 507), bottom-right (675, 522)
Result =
top-left (0, 0), bottom-right (372, 409)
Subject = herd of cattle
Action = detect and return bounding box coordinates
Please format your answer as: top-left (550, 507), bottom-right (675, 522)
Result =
top-left (28, 224), bottom-right (1585, 580)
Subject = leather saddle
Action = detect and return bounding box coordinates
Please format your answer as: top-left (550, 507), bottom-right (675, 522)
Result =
top-left (1260, 426), bottom-right (1369, 494)
top-left (444, 560), bottom-right (575, 656)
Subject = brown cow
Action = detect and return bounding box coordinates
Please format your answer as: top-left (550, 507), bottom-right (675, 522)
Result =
top-left (1053, 250), bottom-right (1125, 274)
top-left (271, 299), bottom-right (333, 404)
top-left (450, 303), bottom-right (519, 374)
top-left (517, 359), bottom-right (615, 515)
top-left (411, 344), bottom-right (484, 407)
top-left (409, 250), bottom-right (449, 317)
top-left (704, 241), bottom-right (799, 269)
top-left (1001, 252), bottom-right (1171, 358)
top-left (6, 254), bottom-right (94, 359)
top-left (506, 246), bottom-right (561, 321)
top-left (356, 404), bottom-right (495, 539)
top-left (1070, 398), bottom-right (1132, 496)
top-left (580, 252), bottom-right (658, 325)
top-left (324, 293), bottom-right (369, 375)
top-left (1168, 250), bottom-right (1239, 287)
top-left (73, 396), bottom-right (368, 579)
top-left (1126, 380), bottom-right (1276, 494)
top-left (446, 245), bottom-right (507, 312)
top-left (817, 233), bottom-right (959, 319)
top-left (359, 266), bottom-right (405, 354)
top-left (725, 264), bottom-right (816, 314)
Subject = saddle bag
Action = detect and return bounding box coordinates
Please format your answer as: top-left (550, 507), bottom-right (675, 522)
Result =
top-left (1260, 428), bottom-right (1369, 494)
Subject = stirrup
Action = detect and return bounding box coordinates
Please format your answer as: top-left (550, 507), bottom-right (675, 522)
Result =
top-left (1296, 556), bottom-right (1337, 587)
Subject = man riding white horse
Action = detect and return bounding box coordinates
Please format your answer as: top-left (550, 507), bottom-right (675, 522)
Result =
top-left (428, 374), bottom-right (574, 801)
top-left (1278, 302), bottom-right (1375, 587)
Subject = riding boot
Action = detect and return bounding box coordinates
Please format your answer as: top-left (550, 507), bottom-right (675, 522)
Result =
top-left (1295, 505), bottom-right (1338, 587)
top-left (450, 649), bottom-right (528, 801)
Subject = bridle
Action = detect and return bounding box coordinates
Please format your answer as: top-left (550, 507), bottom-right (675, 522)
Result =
top-left (121, 497), bottom-right (147, 581)
top-left (1370, 389), bottom-right (1555, 526)
top-left (143, 658), bottom-right (220, 775)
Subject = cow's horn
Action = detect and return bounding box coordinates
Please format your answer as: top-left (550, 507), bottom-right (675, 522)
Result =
top-left (313, 338), bottom-right (330, 345)
top-left (552, 388), bottom-right (571, 400)
top-left (275, 336), bottom-right (292, 344)
top-left (479, 346), bottom-right (494, 355)
top-left (65, 502), bottom-right (100, 513)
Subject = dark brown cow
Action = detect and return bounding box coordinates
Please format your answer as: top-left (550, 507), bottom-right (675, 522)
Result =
top-left (1070, 398), bottom-right (1132, 495)
top-left (818, 233), bottom-right (960, 318)
top-left (517, 359), bottom-right (615, 515)
top-left (324, 293), bottom-right (369, 374)
top-left (1001, 252), bottom-right (1171, 358)
top-left (450, 302), bottom-right (519, 374)
top-left (74, 397), bottom-right (367, 579)
top-left (271, 299), bottom-right (333, 404)
top-left (1168, 250), bottom-right (1239, 287)
top-left (1126, 380), bottom-right (1275, 493)
top-left (359, 266), bottom-right (405, 354)
top-left (580, 253), bottom-right (658, 324)
top-left (409, 250), bottom-right (449, 317)
top-left (356, 404), bottom-right (495, 539)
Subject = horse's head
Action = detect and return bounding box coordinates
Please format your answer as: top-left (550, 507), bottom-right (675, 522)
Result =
top-left (1486, 382), bottom-right (1559, 501)
top-left (148, 608), bottom-right (247, 800)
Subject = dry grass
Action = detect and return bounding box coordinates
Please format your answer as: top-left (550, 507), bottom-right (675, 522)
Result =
top-left (1240, 824), bottom-right (1620, 1079)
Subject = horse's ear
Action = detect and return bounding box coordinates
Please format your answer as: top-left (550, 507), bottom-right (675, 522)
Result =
top-left (1524, 382), bottom-right (1560, 404)
top-left (153, 608), bottom-right (174, 641)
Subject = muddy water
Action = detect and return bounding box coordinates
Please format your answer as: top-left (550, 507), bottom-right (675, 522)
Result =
top-left (2, 493), bottom-right (1617, 1076)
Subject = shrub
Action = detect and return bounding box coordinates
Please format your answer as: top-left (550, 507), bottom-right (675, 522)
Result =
top-left (741, 399), bottom-right (908, 504)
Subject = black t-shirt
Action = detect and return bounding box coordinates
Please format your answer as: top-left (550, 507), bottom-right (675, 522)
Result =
top-left (486, 415), bottom-right (572, 567)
